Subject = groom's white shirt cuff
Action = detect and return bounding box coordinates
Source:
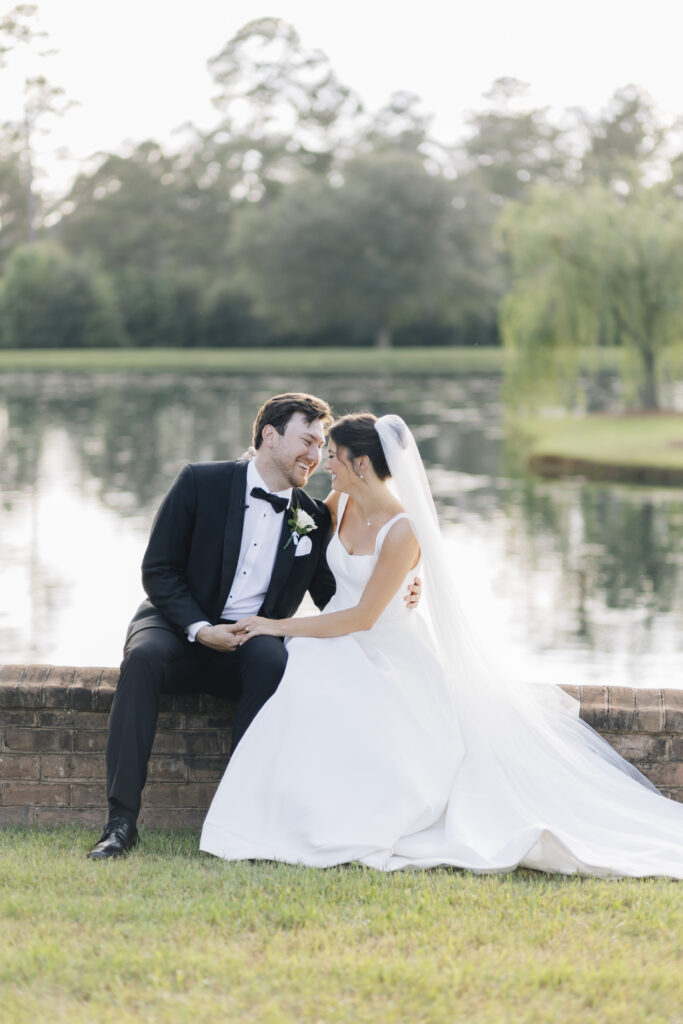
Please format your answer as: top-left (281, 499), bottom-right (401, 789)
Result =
top-left (186, 620), bottom-right (211, 642)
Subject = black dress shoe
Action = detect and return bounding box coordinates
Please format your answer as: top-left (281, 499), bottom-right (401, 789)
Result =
top-left (87, 817), bottom-right (139, 860)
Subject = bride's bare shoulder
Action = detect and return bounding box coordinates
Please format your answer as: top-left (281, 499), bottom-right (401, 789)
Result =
top-left (382, 515), bottom-right (420, 567)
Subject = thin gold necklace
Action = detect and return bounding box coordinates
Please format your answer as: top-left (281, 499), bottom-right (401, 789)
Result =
top-left (363, 509), bottom-right (382, 528)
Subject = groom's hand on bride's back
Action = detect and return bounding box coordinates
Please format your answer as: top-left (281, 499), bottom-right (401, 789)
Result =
top-left (195, 623), bottom-right (243, 652)
top-left (404, 576), bottom-right (422, 610)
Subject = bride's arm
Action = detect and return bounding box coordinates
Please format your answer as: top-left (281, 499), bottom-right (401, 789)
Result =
top-left (238, 520), bottom-right (419, 641)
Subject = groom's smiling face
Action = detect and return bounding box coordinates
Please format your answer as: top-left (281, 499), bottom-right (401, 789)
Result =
top-left (263, 412), bottom-right (326, 489)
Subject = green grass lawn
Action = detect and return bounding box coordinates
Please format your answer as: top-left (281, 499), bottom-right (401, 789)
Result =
top-left (520, 414), bottom-right (683, 485)
top-left (1, 827), bottom-right (681, 1024)
top-left (0, 346), bottom-right (509, 375)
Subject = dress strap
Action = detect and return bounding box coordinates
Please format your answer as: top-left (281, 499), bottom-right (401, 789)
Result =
top-left (375, 512), bottom-right (409, 551)
top-left (336, 492), bottom-right (349, 533)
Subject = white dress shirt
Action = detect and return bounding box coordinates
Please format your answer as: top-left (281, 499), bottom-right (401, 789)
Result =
top-left (186, 460), bottom-right (292, 641)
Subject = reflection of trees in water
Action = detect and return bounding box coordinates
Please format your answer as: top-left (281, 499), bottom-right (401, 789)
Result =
top-left (581, 490), bottom-right (682, 614)
top-left (0, 389), bottom-right (72, 661)
top-left (0, 391), bottom-right (43, 497)
top-left (0, 376), bottom-right (265, 514)
top-left (0, 557), bottom-right (67, 661)
top-left (79, 380), bottom-right (254, 511)
top-left (503, 475), bottom-right (683, 649)
top-left (3, 374), bottom-right (679, 615)
top-left (0, 373), bottom-right (496, 515)
top-left (2, 371), bottom-right (682, 665)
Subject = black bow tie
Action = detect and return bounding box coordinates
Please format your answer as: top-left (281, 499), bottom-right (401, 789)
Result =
top-left (250, 486), bottom-right (289, 513)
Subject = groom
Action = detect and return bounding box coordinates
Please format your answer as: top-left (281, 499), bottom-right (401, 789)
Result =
top-left (88, 392), bottom-right (335, 859)
top-left (89, 392), bottom-right (420, 859)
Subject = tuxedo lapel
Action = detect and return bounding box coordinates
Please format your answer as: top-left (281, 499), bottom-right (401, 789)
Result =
top-left (219, 461), bottom-right (249, 604)
top-left (260, 491), bottom-right (298, 613)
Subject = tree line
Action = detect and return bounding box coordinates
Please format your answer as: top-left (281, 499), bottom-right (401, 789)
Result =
top-left (2, 7), bottom-right (683, 404)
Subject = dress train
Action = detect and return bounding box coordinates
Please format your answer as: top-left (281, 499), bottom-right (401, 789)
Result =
top-left (201, 497), bottom-right (683, 878)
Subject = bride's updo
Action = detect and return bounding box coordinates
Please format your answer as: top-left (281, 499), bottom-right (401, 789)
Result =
top-left (329, 413), bottom-right (391, 480)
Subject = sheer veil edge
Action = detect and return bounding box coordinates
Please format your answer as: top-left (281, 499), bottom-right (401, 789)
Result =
top-left (374, 414), bottom-right (658, 794)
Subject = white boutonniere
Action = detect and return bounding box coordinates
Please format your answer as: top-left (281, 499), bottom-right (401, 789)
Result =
top-left (285, 505), bottom-right (317, 549)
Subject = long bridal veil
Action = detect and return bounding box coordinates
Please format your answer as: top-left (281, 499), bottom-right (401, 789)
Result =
top-left (375, 414), bottom-right (655, 782)
top-left (375, 415), bottom-right (683, 876)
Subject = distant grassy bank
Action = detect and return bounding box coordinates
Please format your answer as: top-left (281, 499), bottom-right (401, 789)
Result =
top-left (0, 346), bottom-right (510, 375)
top-left (520, 414), bottom-right (683, 485)
top-left (0, 346), bottom-right (632, 376)
top-left (1, 827), bottom-right (681, 1024)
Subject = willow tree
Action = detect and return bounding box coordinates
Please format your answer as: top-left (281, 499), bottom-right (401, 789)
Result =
top-left (498, 184), bottom-right (683, 410)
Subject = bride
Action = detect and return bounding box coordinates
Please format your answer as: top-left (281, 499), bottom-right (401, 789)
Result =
top-left (200, 413), bottom-right (683, 877)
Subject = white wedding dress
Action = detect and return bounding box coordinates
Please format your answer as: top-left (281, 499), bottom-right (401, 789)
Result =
top-left (201, 486), bottom-right (683, 878)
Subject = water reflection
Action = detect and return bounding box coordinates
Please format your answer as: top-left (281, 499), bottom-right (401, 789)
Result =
top-left (0, 371), bottom-right (681, 685)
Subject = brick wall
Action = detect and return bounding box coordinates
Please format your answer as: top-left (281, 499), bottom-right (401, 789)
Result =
top-left (0, 665), bottom-right (235, 829)
top-left (0, 666), bottom-right (681, 829)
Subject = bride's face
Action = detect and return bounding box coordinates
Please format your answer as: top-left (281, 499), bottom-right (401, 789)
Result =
top-left (326, 442), bottom-right (358, 493)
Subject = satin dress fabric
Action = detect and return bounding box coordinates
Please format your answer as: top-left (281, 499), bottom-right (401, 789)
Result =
top-left (201, 496), bottom-right (683, 878)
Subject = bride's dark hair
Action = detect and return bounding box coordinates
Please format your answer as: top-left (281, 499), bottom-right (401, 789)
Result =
top-left (329, 413), bottom-right (390, 480)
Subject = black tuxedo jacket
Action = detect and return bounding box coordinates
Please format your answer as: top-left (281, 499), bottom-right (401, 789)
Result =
top-left (127, 460), bottom-right (336, 641)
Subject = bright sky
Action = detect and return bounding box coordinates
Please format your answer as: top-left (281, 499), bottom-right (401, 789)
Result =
top-left (5, 0), bottom-right (683, 192)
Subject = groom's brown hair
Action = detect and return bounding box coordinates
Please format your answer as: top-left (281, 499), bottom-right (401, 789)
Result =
top-left (252, 392), bottom-right (333, 449)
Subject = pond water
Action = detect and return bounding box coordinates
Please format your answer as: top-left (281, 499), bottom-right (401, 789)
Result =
top-left (1, 370), bottom-right (682, 687)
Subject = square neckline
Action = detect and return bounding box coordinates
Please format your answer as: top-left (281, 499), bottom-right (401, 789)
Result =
top-left (335, 492), bottom-right (407, 558)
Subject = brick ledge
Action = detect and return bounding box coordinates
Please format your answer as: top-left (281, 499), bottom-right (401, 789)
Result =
top-left (0, 666), bottom-right (681, 827)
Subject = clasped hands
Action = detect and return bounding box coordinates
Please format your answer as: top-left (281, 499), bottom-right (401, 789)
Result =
top-left (195, 576), bottom-right (422, 651)
top-left (189, 619), bottom-right (272, 651)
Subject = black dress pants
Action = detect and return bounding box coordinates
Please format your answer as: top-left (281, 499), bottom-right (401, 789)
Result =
top-left (105, 626), bottom-right (287, 822)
